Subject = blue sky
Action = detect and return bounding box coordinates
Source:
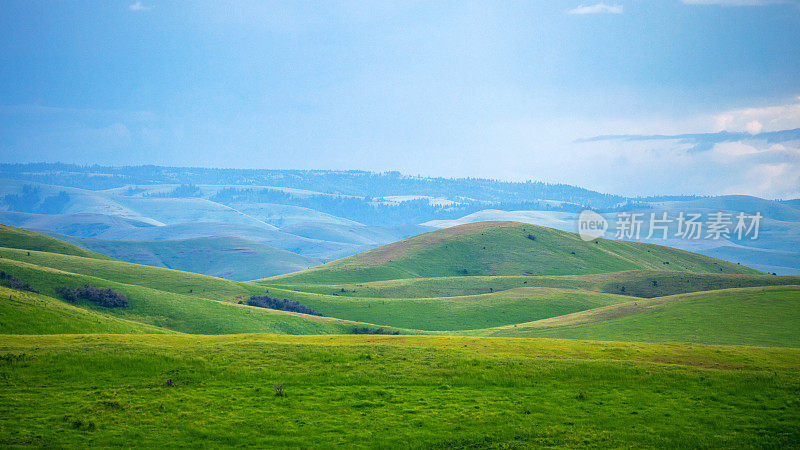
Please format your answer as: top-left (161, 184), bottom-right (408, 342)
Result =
top-left (1, 1), bottom-right (799, 198)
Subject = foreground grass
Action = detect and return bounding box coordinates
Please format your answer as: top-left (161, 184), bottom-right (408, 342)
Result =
top-left (0, 334), bottom-right (798, 448)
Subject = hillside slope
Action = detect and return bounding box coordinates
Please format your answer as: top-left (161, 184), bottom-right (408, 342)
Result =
top-left (483, 285), bottom-right (800, 347)
top-left (0, 223), bottom-right (112, 260)
top-left (269, 222), bottom-right (760, 284)
top-left (0, 286), bottom-right (171, 334)
top-left (0, 246), bottom-right (260, 300)
top-left (0, 257), bottom-right (365, 335)
top-left (269, 271), bottom-right (800, 299)
top-left (46, 234), bottom-right (321, 281)
top-left (261, 286), bottom-right (633, 331)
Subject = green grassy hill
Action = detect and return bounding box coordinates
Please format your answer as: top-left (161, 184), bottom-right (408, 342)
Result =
top-left (267, 271), bottom-right (800, 299)
top-left (0, 286), bottom-right (171, 334)
top-left (48, 235), bottom-right (321, 281)
top-left (0, 246), bottom-right (260, 300)
top-left (0, 258), bottom-right (364, 335)
top-left (0, 223), bottom-right (112, 260)
top-left (0, 227), bottom-right (380, 335)
top-left (268, 222), bottom-right (760, 284)
top-left (262, 286), bottom-right (632, 331)
top-left (1, 224), bottom-right (797, 346)
top-left (482, 285), bottom-right (800, 347)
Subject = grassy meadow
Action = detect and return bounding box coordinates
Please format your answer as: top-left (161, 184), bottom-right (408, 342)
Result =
top-left (1, 334), bottom-right (799, 448)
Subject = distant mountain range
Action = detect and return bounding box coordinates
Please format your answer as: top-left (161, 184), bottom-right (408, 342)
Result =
top-left (0, 163), bottom-right (798, 278)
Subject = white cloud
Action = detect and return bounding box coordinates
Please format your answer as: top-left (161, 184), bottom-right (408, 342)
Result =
top-left (565, 96), bottom-right (800, 198)
top-left (712, 96), bottom-right (800, 133)
top-left (745, 120), bottom-right (763, 134)
top-left (567, 3), bottom-right (623, 14)
top-left (129, 2), bottom-right (151, 11)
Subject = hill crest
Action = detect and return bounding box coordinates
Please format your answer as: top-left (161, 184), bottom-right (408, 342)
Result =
top-left (269, 221), bottom-right (759, 283)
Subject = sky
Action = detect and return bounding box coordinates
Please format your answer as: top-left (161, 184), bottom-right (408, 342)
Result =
top-left (1, 0), bottom-right (799, 198)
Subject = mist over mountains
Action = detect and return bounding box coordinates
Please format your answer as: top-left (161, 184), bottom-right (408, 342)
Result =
top-left (1, 163), bottom-right (798, 279)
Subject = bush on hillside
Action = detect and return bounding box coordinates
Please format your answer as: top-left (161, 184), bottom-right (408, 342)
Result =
top-left (350, 327), bottom-right (400, 335)
top-left (0, 271), bottom-right (38, 293)
top-left (247, 295), bottom-right (322, 316)
top-left (56, 285), bottom-right (129, 308)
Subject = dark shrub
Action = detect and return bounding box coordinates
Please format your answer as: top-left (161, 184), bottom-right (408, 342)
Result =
top-left (350, 327), bottom-right (400, 335)
top-left (56, 285), bottom-right (129, 308)
top-left (0, 271), bottom-right (38, 293)
top-left (247, 295), bottom-right (321, 316)
top-left (526, 234), bottom-right (536, 241)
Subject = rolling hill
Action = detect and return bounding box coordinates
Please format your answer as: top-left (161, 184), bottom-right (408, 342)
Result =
top-left (0, 223), bottom-right (111, 260)
top-left (0, 253), bottom-right (368, 335)
top-left (268, 271), bottom-right (800, 299)
top-left (44, 234), bottom-right (322, 281)
top-left (481, 285), bottom-right (800, 347)
top-left (0, 286), bottom-right (170, 334)
top-left (1, 223), bottom-right (798, 344)
top-left (0, 225), bottom-right (383, 335)
top-left (269, 221), bottom-right (760, 284)
top-left (1, 214), bottom-right (799, 447)
top-left (259, 286), bottom-right (634, 331)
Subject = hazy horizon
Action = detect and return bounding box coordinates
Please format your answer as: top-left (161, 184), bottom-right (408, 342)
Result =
top-left (2, 1), bottom-right (799, 198)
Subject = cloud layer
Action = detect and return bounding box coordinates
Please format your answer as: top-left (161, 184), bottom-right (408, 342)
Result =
top-left (567, 3), bottom-right (623, 14)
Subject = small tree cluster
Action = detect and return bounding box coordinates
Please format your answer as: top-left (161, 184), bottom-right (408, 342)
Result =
top-left (56, 285), bottom-right (129, 308)
top-left (0, 271), bottom-right (38, 293)
top-left (247, 295), bottom-right (321, 316)
top-left (350, 327), bottom-right (400, 335)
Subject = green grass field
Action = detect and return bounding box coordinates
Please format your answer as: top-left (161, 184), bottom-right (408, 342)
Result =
top-left (1, 222), bottom-right (799, 447)
top-left (1, 334), bottom-right (798, 448)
